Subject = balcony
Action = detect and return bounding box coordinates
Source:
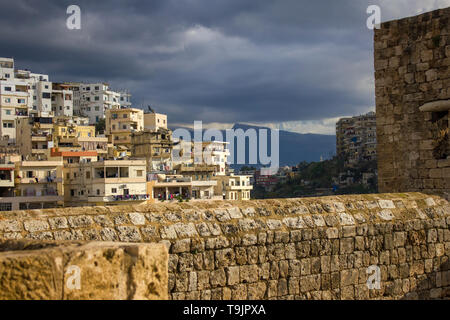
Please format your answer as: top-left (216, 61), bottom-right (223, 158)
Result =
top-left (88, 194), bottom-right (150, 203)
top-left (16, 177), bottom-right (62, 184)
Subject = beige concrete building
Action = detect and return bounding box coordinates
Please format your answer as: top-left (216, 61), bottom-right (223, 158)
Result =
top-left (131, 128), bottom-right (173, 172)
top-left (144, 112), bottom-right (167, 131)
top-left (16, 117), bottom-right (53, 160)
top-left (213, 174), bottom-right (253, 200)
top-left (150, 174), bottom-right (219, 202)
top-left (106, 107), bottom-right (144, 149)
top-left (64, 159), bottom-right (148, 206)
top-left (11, 160), bottom-right (64, 210)
top-left (172, 140), bottom-right (230, 176)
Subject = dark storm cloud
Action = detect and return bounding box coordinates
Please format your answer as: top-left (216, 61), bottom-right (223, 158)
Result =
top-left (0, 0), bottom-right (444, 124)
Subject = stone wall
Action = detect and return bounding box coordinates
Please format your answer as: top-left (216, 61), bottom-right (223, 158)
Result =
top-left (0, 193), bottom-right (449, 300)
top-left (375, 7), bottom-right (450, 196)
top-left (0, 240), bottom-right (168, 300)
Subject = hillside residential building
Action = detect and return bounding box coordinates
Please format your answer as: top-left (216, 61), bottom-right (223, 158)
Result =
top-left (51, 83), bottom-right (73, 117)
top-left (105, 107), bottom-right (144, 149)
top-left (150, 174), bottom-right (219, 201)
top-left (131, 128), bottom-right (173, 172)
top-left (336, 111), bottom-right (377, 165)
top-left (16, 117), bottom-right (53, 160)
top-left (70, 82), bottom-right (132, 124)
top-left (144, 112), bottom-right (167, 131)
top-left (13, 160), bottom-right (64, 210)
top-left (63, 159), bottom-right (148, 206)
top-left (213, 174), bottom-right (253, 200)
top-left (0, 59), bottom-right (30, 142)
top-left (172, 140), bottom-right (230, 176)
top-left (16, 116), bottom-right (108, 161)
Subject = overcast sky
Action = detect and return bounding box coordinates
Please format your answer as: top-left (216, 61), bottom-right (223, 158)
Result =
top-left (1, 0), bottom-right (449, 134)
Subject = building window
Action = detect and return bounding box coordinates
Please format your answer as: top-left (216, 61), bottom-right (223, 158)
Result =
top-left (66, 173), bottom-right (70, 179)
top-left (4, 74), bottom-right (10, 79)
top-left (17, 99), bottom-right (25, 104)
top-left (0, 203), bottom-right (12, 211)
top-left (137, 170), bottom-right (143, 177)
top-left (97, 189), bottom-right (100, 195)
top-left (86, 171), bottom-right (91, 179)
top-left (42, 92), bottom-right (51, 99)
top-left (4, 87), bottom-right (11, 91)
top-left (70, 189), bottom-right (75, 196)
top-left (4, 98), bottom-right (10, 103)
top-left (95, 96), bottom-right (99, 101)
top-left (112, 188), bottom-right (117, 193)
top-left (27, 171), bottom-right (33, 178)
top-left (5, 110), bottom-right (11, 115)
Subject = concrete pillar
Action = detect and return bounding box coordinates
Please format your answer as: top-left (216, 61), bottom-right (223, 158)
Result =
top-left (165, 187), bottom-right (169, 200)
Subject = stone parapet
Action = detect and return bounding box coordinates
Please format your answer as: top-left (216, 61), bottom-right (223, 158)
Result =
top-left (0, 193), bottom-right (448, 299)
top-left (0, 241), bottom-right (168, 300)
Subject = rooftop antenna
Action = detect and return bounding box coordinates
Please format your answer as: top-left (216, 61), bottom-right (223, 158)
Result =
top-left (147, 105), bottom-right (155, 113)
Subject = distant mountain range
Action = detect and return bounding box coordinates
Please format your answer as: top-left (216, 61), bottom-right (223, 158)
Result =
top-left (169, 123), bottom-right (336, 169)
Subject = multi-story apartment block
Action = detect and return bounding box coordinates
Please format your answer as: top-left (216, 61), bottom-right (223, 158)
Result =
top-left (173, 140), bottom-right (230, 176)
top-left (0, 162), bottom-right (15, 211)
top-left (131, 128), bottom-right (173, 172)
top-left (52, 119), bottom-right (108, 158)
top-left (105, 107), bottom-right (144, 148)
top-left (51, 83), bottom-right (73, 117)
top-left (144, 112), bottom-right (167, 131)
top-left (150, 174), bottom-right (219, 202)
top-left (0, 57), bottom-right (14, 80)
top-left (14, 68), bottom-right (54, 118)
top-left (336, 111), bottom-right (377, 165)
top-left (12, 160), bottom-right (64, 210)
top-left (16, 117), bottom-right (53, 159)
top-left (70, 82), bottom-right (131, 124)
top-left (119, 91), bottom-right (132, 109)
top-left (198, 141), bottom-right (230, 175)
top-left (16, 116), bottom-right (108, 161)
top-left (0, 59), bottom-right (30, 142)
top-left (213, 174), bottom-right (253, 200)
top-left (63, 159), bottom-right (148, 206)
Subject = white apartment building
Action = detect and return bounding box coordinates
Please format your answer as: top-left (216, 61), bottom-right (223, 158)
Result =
top-left (70, 82), bottom-right (132, 124)
top-left (0, 58), bottom-right (30, 143)
top-left (51, 83), bottom-right (73, 117)
top-left (14, 68), bottom-right (53, 117)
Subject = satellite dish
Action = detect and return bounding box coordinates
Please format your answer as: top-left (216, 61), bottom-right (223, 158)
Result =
top-left (147, 105), bottom-right (155, 113)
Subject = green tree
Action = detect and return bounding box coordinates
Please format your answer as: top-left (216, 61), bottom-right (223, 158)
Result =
top-left (95, 118), bottom-right (106, 134)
